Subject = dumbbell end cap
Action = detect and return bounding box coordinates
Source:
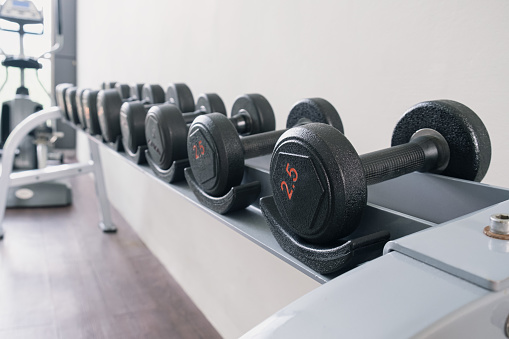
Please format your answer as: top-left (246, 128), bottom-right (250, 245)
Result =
top-left (392, 100), bottom-right (491, 182)
top-left (271, 124), bottom-right (366, 244)
top-left (188, 113), bottom-right (244, 196)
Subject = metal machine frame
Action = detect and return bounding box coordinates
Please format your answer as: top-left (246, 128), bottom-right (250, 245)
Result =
top-left (0, 106), bottom-right (116, 238)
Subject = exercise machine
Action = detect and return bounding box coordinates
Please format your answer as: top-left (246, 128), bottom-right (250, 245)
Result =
top-left (0, 106), bottom-right (117, 238)
top-left (0, 0), bottom-right (71, 207)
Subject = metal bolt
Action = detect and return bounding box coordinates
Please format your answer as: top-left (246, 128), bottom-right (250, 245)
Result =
top-left (491, 214), bottom-right (509, 235)
top-left (484, 214), bottom-right (509, 240)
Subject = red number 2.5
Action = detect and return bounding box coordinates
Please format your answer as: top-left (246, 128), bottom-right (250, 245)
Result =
top-left (193, 141), bottom-right (205, 159)
top-left (280, 163), bottom-right (298, 200)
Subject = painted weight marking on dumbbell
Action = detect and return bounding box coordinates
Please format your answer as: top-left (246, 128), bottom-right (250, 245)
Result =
top-left (272, 150), bottom-right (327, 235)
top-left (280, 163), bottom-right (298, 200)
top-left (188, 129), bottom-right (217, 184)
top-left (192, 140), bottom-right (205, 159)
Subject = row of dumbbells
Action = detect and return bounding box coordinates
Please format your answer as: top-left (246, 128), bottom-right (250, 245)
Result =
top-left (55, 82), bottom-right (347, 207)
top-left (55, 82), bottom-right (492, 273)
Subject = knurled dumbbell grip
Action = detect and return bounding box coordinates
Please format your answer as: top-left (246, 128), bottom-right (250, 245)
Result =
top-left (242, 129), bottom-right (288, 159)
top-left (360, 142), bottom-right (427, 186)
top-left (183, 111), bottom-right (203, 124)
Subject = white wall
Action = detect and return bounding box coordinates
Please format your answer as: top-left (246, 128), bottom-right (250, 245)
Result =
top-left (75, 0), bottom-right (509, 337)
top-left (77, 0), bottom-right (509, 188)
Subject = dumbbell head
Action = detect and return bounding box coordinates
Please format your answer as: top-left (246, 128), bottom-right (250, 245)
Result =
top-left (145, 104), bottom-right (188, 170)
top-left (271, 123), bottom-right (365, 244)
top-left (82, 89), bottom-right (102, 135)
top-left (285, 98), bottom-right (344, 131)
top-left (65, 87), bottom-right (80, 124)
top-left (75, 88), bottom-right (88, 129)
top-left (144, 83), bottom-right (196, 168)
top-left (55, 83), bottom-right (73, 119)
top-left (230, 94), bottom-right (276, 134)
top-left (270, 99), bottom-right (492, 245)
top-left (115, 83), bottom-right (131, 99)
top-left (196, 93), bottom-right (227, 115)
top-left (391, 100), bottom-right (491, 182)
top-left (141, 84), bottom-right (165, 104)
top-left (166, 83), bottom-right (195, 113)
top-left (130, 83), bottom-right (144, 100)
top-left (101, 81), bottom-right (117, 90)
top-left (145, 93), bottom-right (227, 170)
top-left (120, 101), bottom-right (149, 153)
top-left (187, 97), bottom-right (341, 197)
top-left (97, 89), bottom-right (123, 143)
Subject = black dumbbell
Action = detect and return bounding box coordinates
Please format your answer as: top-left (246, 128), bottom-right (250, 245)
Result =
top-left (187, 98), bottom-right (344, 198)
top-left (265, 100), bottom-right (491, 245)
top-left (74, 88), bottom-right (88, 129)
top-left (97, 83), bottom-right (165, 143)
top-left (55, 83), bottom-right (74, 120)
top-left (64, 86), bottom-right (80, 124)
top-left (120, 83), bottom-right (217, 156)
top-left (101, 82), bottom-right (133, 101)
top-left (130, 83), bottom-right (144, 101)
top-left (101, 81), bottom-right (117, 90)
top-left (144, 83), bottom-right (228, 170)
top-left (114, 83), bottom-right (132, 99)
top-left (82, 89), bottom-right (102, 135)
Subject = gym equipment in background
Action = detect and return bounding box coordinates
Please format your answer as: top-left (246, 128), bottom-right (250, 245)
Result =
top-left (1, 0), bottom-right (45, 169)
top-left (261, 100), bottom-right (491, 273)
top-left (185, 98), bottom-right (343, 214)
top-left (0, 0), bottom-right (73, 208)
top-left (81, 88), bottom-right (102, 135)
top-left (0, 106), bottom-right (116, 239)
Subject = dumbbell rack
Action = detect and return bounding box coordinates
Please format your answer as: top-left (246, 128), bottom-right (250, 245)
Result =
top-left (65, 114), bottom-right (509, 283)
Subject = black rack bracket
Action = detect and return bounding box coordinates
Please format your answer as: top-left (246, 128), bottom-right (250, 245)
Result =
top-left (145, 150), bottom-right (189, 183)
top-left (260, 195), bottom-right (390, 274)
top-left (185, 168), bottom-right (261, 214)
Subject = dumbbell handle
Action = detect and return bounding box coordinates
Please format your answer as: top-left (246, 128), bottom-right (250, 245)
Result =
top-left (360, 130), bottom-right (450, 185)
top-left (183, 110), bottom-right (205, 124)
top-left (184, 108), bottom-right (227, 126)
top-left (242, 129), bottom-right (288, 159)
top-left (238, 114), bottom-right (318, 159)
top-left (182, 112), bottom-right (213, 132)
top-left (230, 114), bottom-right (251, 134)
top-left (240, 117), bottom-right (318, 159)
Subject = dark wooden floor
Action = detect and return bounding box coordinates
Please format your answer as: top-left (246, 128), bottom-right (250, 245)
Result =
top-left (0, 174), bottom-right (221, 339)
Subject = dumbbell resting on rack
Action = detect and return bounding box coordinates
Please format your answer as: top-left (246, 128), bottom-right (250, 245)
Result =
top-left (55, 83), bottom-right (74, 121)
top-left (97, 83), bottom-right (165, 148)
top-left (260, 99), bottom-right (491, 273)
top-left (122, 83), bottom-right (225, 165)
top-left (82, 83), bottom-right (146, 137)
top-left (185, 98), bottom-right (343, 214)
top-left (57, 82), bottom-right (131, 126)
top-left (144, 85), bottom-right (275, 183)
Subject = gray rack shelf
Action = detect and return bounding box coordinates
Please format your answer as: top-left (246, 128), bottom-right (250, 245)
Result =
top-left (76, 126), bottom-right (509, 284)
